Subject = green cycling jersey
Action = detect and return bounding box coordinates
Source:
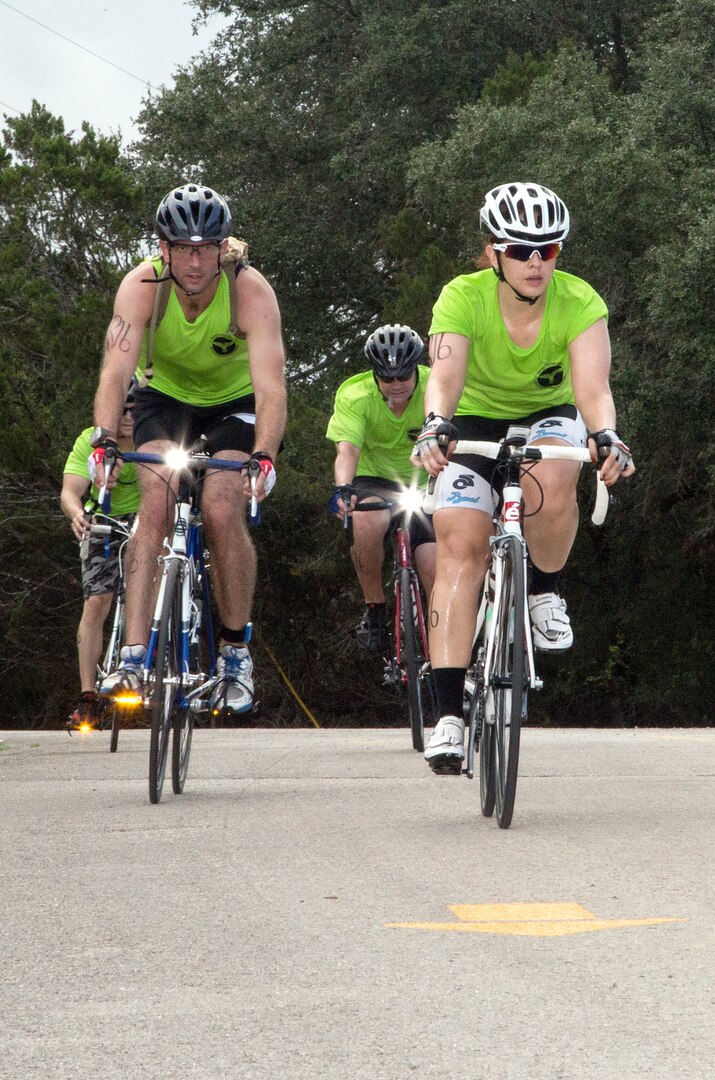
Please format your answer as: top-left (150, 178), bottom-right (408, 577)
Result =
top-left (429, 268), bottom-right (608, 418)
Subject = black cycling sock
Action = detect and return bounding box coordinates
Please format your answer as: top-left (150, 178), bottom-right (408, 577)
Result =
top-left (529, 565), bottom-right (562, 595)
top-left (364, 602), bottom-right (386, 618)
top-left (433, 667), bottom-right (467, 719)
top-left (220, 625), bottom-right (249, 646)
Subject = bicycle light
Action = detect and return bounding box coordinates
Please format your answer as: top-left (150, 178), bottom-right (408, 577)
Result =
top-left (399, 483), bottom-right (424, 518)
top-left (114, 692), bottom-right (143, 707)
top-left (164, 448), bottom-right (191, 472)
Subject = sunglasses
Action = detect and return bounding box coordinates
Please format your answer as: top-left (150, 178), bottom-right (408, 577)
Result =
top-left (492, 241), bottom-right (562, 262)
top-left (169, 242), bottom-right (221, 259)
top-left (122, 405), bottom-right (134, 415)
top-left (379, 374), bottom-right (414, 384)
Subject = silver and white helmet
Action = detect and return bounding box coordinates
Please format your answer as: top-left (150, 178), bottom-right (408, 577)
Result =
top-left (480, 182), bottom-right (570, 244)
top-left (364, 324), bottom-right (424, 379)
top-left (155, 184), bottom-right (232, 243)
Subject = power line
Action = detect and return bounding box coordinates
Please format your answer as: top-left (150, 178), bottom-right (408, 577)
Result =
top-left (0, 99), bottom-right (22, 115)
top-left (0, 0), bottom-right (153, 90)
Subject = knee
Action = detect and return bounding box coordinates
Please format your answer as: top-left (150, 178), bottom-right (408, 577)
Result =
top-left (82, 594), bottom-right (112, 626)
top-left (535, 480), bottom-right (578, 518)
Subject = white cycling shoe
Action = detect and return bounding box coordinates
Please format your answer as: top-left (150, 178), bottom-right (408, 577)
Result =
top-left (425, 715), bottom-right (465, 775)
top-left (528, 592), bottom-right (573, 651)
top-left (210, 645), bottom-right (255, 715)
top-left (100, 645), bottom-right (146, 696)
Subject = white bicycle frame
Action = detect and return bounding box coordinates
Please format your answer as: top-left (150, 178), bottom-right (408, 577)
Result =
top-left (428, 438), bottom-right (609, 704)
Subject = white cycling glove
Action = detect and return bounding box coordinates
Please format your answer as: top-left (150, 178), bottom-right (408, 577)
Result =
top-left (413, 413), bottom-right (459, 458)
top-left (589, 429), bottom-right (634, 472)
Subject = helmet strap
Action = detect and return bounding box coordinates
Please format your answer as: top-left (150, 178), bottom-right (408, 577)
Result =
top-left (494, 253), bottom-right (540, 306)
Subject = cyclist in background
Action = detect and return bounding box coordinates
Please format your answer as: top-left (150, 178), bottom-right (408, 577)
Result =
top-left (327, 324), bottom-right (436, 653)
top-left (412, 182), bottom-right (635, 773)
top-left (61, 390), bottom-right (139, 727)
top-left (91, 183), bottom-right (287, 716)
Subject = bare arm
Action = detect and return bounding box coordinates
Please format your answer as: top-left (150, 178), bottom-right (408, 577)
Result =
top-left (332, 440), bottom-right (361, 516)
top-left (334, 440), bottom-right (361, 486)
top-left (411, 332), bottom-right (470, 474)
top-left (94, 264), bottom-right (155, 437)
top-left (239, 268), bottom-right (287, 467)
top-left (570, 318), bottom-right (634, 484)
top-left (61, 473), bottom-right (92, 540)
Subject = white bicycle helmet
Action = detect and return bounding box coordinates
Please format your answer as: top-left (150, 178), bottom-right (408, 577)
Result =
top-left (480, 182), bottom-right (570, 244)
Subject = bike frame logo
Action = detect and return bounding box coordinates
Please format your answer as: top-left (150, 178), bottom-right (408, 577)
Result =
top-left (503, 500), bottom-right (520, 521)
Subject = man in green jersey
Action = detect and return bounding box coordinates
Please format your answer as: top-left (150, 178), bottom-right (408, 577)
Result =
top-left (92, 184), bottom-right (287, 715)
top-left (412, 182), bottom-right (635, 773)
top-left (327, 324), bottom-right (435, 651)
top-left (62, 390), bottom-right (139, 728)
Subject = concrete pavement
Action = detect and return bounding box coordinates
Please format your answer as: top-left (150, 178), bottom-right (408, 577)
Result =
top-left (1, 727), bottom-right (713, 1079)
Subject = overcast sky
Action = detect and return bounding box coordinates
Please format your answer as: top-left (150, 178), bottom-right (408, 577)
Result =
top-left (0, 0), bottom-right (229, 146)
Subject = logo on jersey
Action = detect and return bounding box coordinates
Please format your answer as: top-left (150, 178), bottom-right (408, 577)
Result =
top-left (211, 335), bottom-right (238, 356)
top-left (536, 364), bottom-right (564, 388)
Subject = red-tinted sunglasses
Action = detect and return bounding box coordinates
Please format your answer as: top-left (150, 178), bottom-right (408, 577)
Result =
top-left (492, 241), bottom-right (562, 262)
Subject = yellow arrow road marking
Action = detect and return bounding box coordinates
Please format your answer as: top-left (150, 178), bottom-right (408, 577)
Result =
top-left (385, 902), bottom-right (686, 936)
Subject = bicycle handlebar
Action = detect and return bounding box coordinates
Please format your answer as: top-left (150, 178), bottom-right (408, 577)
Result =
top-left (423, 439), bottom-right (610, 525)
top-left (117, 449), bottom-right (261, 527)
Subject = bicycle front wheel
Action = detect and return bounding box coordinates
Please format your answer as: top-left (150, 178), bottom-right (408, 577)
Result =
top-left (492, 535), bottom-right (527, 829)
top-left (400, 567), bottom-right (428, 752)
top-left (149, 560), bottom-right (181, 804)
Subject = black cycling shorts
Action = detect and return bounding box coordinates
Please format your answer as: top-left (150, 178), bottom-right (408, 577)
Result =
top-left (132, 386), bottom-right (257, 455)
top-left (352, 475), bottom-right (435, 550)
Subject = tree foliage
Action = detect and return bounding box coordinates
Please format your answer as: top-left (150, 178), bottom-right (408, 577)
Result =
top-left (0, 0), bottom-right (711, 728)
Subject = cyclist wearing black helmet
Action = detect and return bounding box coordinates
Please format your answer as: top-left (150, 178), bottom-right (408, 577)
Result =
top-left (412, 182), bottom-right (635, 774)
top-left (327, 324), bottom-right (435, 652)
top-left (92, 183), bottom-right (287, 715)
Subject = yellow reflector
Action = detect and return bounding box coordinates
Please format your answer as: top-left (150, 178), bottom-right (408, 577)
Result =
top-left (115, 693), bottom-right (143, 707)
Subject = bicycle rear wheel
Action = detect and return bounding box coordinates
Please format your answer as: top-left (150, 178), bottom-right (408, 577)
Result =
top-left (100, 593), bottom-right (125, 752)
top-left (492, 534), bottom-right (527, 829)
top-left (173, 563), bottom-right (203, 793)
top-left (399, 567), bottom-right (431, 752)
top-left (149, 560), bottom-right (180, 804)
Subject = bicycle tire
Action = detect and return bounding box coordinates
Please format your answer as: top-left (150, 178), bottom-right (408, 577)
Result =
top-left (173, 561), bottom-right (202, 794)
top-left (99, 593), bottom-right (125, 751)
top-left (492, 534), bottom-right (527, 829)
top-left (149, 560), bottom-right (181, 804)
top-left (479, 692), bottom-right (496, 818)
top-left (109, 708), bottom-right (120, 753)
top-left (400, 567), bottom-right (426, 752)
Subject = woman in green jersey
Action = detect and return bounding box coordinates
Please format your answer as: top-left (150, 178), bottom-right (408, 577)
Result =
top-left (411, 182), bottom-right (635, 774)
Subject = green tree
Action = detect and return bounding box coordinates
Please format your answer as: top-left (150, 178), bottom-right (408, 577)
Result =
top-left (0, 104), bottom-right (146, 724)
top-left (136, 0), bottom-right (670, 391)
top-left (407, 0), bottom-right (715, 722)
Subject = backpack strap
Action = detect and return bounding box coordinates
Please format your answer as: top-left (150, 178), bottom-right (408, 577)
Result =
top-left (138, 262), bottom-right (172, 388)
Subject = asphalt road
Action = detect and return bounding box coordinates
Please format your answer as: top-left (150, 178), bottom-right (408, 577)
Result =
top-left (1, 727), bottom-right (713, 1080)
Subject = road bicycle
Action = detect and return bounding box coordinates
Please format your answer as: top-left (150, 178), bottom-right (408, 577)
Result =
top-left (338, 489), bottom-right (438, 752)
top-left (426, 433), bottom-right (609, 828)
top-left (108, 445), bottom-right (260, 803)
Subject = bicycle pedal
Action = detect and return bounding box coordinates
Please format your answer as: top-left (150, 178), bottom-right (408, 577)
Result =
top-left (428, 758), bottom-right (464, 776)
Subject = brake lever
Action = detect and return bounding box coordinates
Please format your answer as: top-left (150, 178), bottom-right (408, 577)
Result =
top-left (248, 459), bottom-right (261, 527)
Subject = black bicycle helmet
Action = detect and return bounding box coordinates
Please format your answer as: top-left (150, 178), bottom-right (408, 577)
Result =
top-left (480, 182), bottom-right (570, 243)
top-left (155, 184), bottom-right (232, 243)
top-left (364, 324), bottom-right (424, 379)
